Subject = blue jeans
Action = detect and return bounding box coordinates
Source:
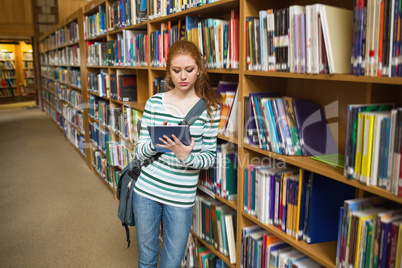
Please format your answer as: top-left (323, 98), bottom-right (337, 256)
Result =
top-left (133, 190), bottom-right (193, 268)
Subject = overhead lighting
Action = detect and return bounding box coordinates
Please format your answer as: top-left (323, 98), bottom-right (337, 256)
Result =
top-left (1, 49), bottom-right (7, 52)
top-left (28, 50), bottom-right (33, 53)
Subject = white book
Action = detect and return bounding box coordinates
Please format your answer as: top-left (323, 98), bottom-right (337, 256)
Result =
top-left (223, 85), bottom-right (239, 136)
top-left (319, 5), bottom-right (353, 74)
top-left (259, 10), bottom-right (268, 71)
top-left (289, 6), bottom-right (306, 73)
top-left (369, 112), bottom-right (391, 186)
top-left (305, 6), bottom-right (312, 73)
top-left (225, 214), bottom-right (236, 264)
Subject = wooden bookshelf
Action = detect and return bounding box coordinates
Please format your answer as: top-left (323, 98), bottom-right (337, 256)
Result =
top-left (38, 0), bottom-right (402, 267)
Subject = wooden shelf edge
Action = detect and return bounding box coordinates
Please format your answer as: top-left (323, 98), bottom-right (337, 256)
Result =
top-left (242, 144), bottom-right (402, 204)
top-left (190, 231), bottom-right (236, 268)
top-left (244, 70), bottom-right (402, 85)
top-left (241, 211), bottom-right (336, 268)
top-left (149, 0), bottom-right (239, 24)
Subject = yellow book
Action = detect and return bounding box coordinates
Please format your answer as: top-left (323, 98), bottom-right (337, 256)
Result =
top-left (294, 169), bottom-right (303, 241)
top-left (97, 13), bottom-right (100, 35)
top-left (354, 209), bottom-right (384, 268)
top-left (395, 223), bottom-right (402, 268)
top-left (354, 112), bottom-right (365, 180)
top-left (360, 113), bottom-right (375, 185)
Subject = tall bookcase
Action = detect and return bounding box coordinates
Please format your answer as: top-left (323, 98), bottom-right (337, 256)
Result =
top-left (38, 0), bottom-right (402, 267)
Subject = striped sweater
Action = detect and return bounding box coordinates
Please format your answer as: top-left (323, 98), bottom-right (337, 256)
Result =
top-left (134, 93), bottom-right (220, 207)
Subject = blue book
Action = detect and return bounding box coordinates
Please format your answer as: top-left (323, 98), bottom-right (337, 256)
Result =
top-left (248, 93), bottom-right (279, 147)
top-left (306, 173), bottom-right (356, 244)
top-left (292, 99), bottom-right (338, 156)
top-left (335, 207), bottom-right (344, 267)
top-left (253, 96), bottom-right (268, 150)
top-left (379, 215), bottom-right (402, 268)
top-left (185, 16), bottom-right (198, 40)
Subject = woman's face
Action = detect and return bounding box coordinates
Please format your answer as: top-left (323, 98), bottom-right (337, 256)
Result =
top-left (169, 54), bottom-right (199, 94)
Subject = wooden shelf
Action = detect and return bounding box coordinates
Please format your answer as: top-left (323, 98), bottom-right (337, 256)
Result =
top-left (37, 1), bottom-right (402, 267)
top-left (243, 143), bottom-right (402, 204)
top-left (244, 70), bottom-right (402, 85)
top-left (149, 0), bottom-right (239, 24)
top-left (190, 231), bottom-right (236, 268)
top-left (242, 212), bottom-right (336, 268)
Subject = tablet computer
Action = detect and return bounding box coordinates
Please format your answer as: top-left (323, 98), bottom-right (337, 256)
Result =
top-left (147, 125), bottom-right (192, 153)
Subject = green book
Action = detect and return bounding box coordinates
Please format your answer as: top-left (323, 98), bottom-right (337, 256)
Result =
top-left (311, 153), bottom-right (345, 168)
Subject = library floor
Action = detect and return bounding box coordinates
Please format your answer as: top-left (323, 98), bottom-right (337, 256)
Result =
top-left (0, 103), bottom-right (139, 267)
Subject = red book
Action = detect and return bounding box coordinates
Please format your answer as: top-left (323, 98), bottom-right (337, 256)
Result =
top-left (387, 220), bottom-right (402, 268)
top-left (230, 9), bottom-right (239, 69)
top-left (377, 1), bottom-right (385, 77)
top-left (398, 140), bottom-right (402, 197)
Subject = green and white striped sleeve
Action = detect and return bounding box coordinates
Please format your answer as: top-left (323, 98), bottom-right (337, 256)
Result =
top-left (135, 98), bottom-right (158, 161)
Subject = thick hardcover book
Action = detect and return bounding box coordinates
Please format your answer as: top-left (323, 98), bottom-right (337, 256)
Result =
top-left (292, 98), bottom-right (338, 156)
top-left (319, 5), bottom-right (353, 74)
top-left (306, 173), bottom-right (355, 244)
top-left (118, 74), bottom-right (137, 102)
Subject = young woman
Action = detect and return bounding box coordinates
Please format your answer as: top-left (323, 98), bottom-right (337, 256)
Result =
top-left (133, 40), bottom-right (222, 267)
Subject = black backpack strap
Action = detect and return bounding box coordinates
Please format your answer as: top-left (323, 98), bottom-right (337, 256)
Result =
top-left (122, 223), bottom-right (131, 248)
top-left (180, 98), bottom-right (207, 126)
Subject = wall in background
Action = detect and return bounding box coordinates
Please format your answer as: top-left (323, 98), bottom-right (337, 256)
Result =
top-left (58, 0), bottom-right (88, 24)
top-left (0, 0), bottom-right (34, 38)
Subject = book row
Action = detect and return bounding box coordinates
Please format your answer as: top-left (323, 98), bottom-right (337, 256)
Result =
top-left (105, 139), bottom-right (135, 169)
top-left (0, 61), bottom-right (16, 69)
top-left (44, 103), bottom-right (86, 156)
top-left (152, 77), bottom-right (169, 95)
top-left (0, 79), bottom-right (17, 88)
top-left (344, 104), bottom-right (402, 197)
top-left (41, 66), bottom-right (82, 89)
top-left (182, 234), bottom-right (231, 268)
top-left (149, 0), bottom-right (221, 20)
top-left (23, 70), bottom-right (34, 78)
top-left (84, 5), bottom-right (107, 39)
top-left (336, 196), bottom-right (402, 268)
top-left (150, 12), bottom-right (239, 69)
top-left (93, 149), bottom-right (115, 186)
top-left (0, 70), bottom-right (15, 78)
top-left (22, 52), bottom-right (33, 61)
top-left (107, 0), bottom-right (147, 31)
top-left (42, 22), bottom-right (79, 51)
top-left (244, 165), bottom-right (355, 244)
top-left (198, 142), bottom-right (238, 200)
top-left (351, 0), bottom-right (402, 77)
top-left (247, 4), bottom-right (352, 74)
top-left (61, 103), bottom-right (85, 134)
top-left (0, 51), bottom-right (15, 60)
top-left (88, 95), bottom-right (143, 144)
top-left (244, 92), bottom-right (337, 157)
top-left (41, 45), bottom-right (80, 66)
top-left (89, 121), bottom-right (111, 155)
top-left (23, 61), bottom-right (33, 69)
top-left (85, 32), bottom-right (147, 67)
top-left (0, 88), bottom-right (17, 97)
top-left (240, 225), bottom-right (324, 268)
top-left (192, 195), bottom-right (237, 264)
top-left (58, 84), bottom-right (84, 112)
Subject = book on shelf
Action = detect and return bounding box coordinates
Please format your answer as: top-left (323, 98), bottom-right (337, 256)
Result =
top-left (84, 5), bottom-right (107, 39)
top-left (216, 81), bottom-right (238, 135)
top-left (292, 98), bottom-right (338, 156)
top-left (241, 225), bottom-right (324, 268)
top-left (319, 5), bottom-right (353, 74)
top-left (192, 194), bottom-right (236, 261)
top-left (198, 142), bottom-right (238, 200)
